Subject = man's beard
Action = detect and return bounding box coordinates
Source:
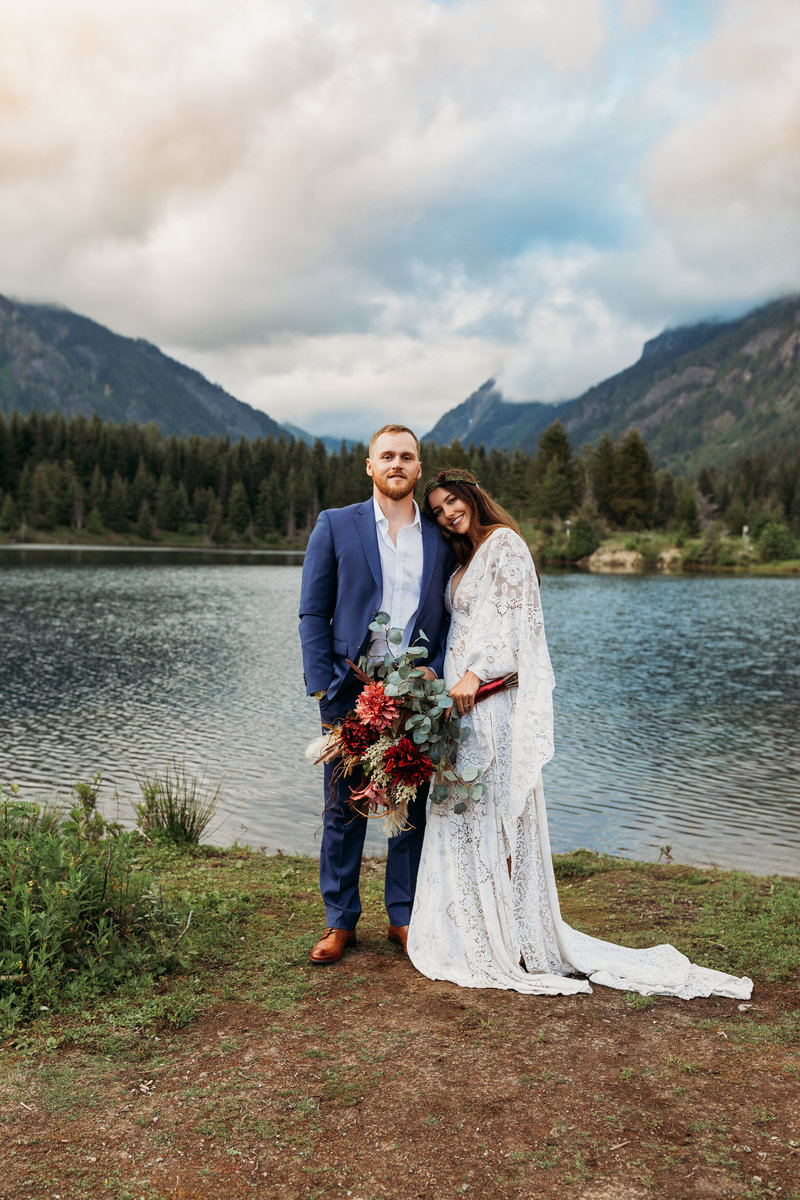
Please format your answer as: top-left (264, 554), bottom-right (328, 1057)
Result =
top-left (373, 474), bottom-right (417, 500)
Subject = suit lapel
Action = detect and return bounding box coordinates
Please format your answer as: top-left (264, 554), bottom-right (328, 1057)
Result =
top-left (355, 498), bottom-right (382, 592)
top-left (416, 515), bottom-right (440, 617)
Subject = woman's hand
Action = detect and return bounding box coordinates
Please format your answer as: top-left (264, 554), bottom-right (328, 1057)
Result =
top-left (448, 670), bottom-right (482, 716)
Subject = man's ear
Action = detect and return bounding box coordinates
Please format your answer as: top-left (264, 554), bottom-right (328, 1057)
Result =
top-left (365, 457), bottom-right (373, 478)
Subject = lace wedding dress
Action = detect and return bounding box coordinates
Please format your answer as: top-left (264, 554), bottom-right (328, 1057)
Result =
top-left (407, 528), bottom-right (753, 1000)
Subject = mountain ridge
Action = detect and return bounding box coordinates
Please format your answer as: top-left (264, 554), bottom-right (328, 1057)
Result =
top-left (0, 296), bottom-right (284, 442)
top-left (426, 295), bottom-right (800, 471)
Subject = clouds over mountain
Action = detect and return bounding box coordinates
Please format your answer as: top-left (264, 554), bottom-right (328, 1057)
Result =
top-left (1, 0), bottom-right (798, 437)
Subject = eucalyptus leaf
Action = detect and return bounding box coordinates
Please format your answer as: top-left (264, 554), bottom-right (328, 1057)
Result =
top-left (368, 622), bottom-right (383, 633)
top-left (387, 628), bottom-right (403, 645)
top-left (375, 611), bottom-right (390, 625)
top-left (412, 729), bottom-right (428, 745)
top-left (384, 683), bottom-right (400, 697)
top-left (461, 766), bottom-right (480, 782)
top-left (432, 795), bottom-right (445, 805)
top-left (453, 801), bottom-right (467, 814)
top-left (455, 785), bottom-right (470, 800)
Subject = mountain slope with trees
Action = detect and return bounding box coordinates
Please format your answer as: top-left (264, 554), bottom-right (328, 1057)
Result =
top-left (423, 378), bottom-right (570, 452)
top-left (426, 296), bottom-right (800, 472)
top-left (0, 295), bottom-right (283, 441)
top-left (544, 295), bottom-right (800, 471)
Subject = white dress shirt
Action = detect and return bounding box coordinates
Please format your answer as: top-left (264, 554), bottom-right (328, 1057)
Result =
top-left (370, 496), bottom-right (424, 660)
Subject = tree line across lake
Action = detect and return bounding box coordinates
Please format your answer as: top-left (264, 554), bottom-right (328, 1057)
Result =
top-left (0, 409), bottom-right (798, 560)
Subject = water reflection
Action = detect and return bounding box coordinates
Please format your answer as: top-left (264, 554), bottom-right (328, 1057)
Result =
top-left (1, 553), bottom-right (798, 873)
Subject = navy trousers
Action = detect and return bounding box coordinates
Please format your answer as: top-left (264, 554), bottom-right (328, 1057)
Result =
top-left (319, 680), bottom-right (427, 930)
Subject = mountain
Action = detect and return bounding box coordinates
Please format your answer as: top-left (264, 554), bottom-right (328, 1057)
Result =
top-left (280, 422), bottom-right (362, 452)
top-left (539, 295), bottom-right (800, 470)
top-left (423, 378), bottom-right (570, 450)
top-left (0, 295), bottom-right (283, 440)
top-left (428, 296), bottom-right (800, 471)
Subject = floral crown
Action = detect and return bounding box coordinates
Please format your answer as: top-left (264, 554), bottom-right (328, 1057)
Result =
top-left (422, 467), bottom-right (480, 502)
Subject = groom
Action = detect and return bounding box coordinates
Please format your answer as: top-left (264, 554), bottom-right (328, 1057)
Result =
top-left (299, 424), bottom-right (452, 964)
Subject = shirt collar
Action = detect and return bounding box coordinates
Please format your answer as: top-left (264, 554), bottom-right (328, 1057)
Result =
top-left (373, 495), bottom-right (421, 530)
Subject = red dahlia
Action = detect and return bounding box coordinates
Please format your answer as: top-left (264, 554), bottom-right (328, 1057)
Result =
top-left (339, 717), bottom-right (379, 757)
top-left (383, 737), bottom-right (433, 788)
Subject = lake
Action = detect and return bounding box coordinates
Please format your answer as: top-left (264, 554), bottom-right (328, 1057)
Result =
top-left (1, 546), bottom-right (798, 874)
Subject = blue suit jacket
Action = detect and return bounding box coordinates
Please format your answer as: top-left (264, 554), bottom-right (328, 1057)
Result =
top-left (299, 498), bottom-right (453, 701)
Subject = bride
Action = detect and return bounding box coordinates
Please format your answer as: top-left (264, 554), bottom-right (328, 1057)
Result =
top-left (407, 468), bottom-right (752, 1000)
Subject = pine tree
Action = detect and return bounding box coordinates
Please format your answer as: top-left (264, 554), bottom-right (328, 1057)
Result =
top-left (609, 430), bottom-right (656, 527)
top-left (136, 501), bottom-right (156, 540)
top-left (227, 480), bottom-right (252, 535)
top-left (590, 432), bottom-right (615, 521)
top-left (0, 493), bottom-right (18, 532)
top-left (105, 472), bottom-right (130, 532)
top-left (534, 459), bottom-right (573, 519)
top-left (531, 422), bottom-right (576, 517)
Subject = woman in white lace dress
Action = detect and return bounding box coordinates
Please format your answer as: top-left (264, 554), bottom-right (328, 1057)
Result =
top-left (407, 468), bottom-right (752, 1000)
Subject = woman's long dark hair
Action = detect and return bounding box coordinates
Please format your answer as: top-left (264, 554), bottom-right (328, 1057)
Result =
top-left (422, 474), bottom-right (521, 564)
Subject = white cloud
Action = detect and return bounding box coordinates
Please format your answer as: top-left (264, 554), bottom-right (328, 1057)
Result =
top-left (0, 0), bottom-right (798, 436)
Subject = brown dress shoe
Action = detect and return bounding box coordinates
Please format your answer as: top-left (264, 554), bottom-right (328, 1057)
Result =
top-left (309, 927), bottom-right (357, 965)
top-left (387, 923), bottom-right (409, 953)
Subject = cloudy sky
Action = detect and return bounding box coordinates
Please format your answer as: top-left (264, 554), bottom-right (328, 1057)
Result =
top-left (2, 0), bottom-right (799, 439)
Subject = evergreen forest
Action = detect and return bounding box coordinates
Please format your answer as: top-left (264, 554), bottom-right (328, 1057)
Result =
top-left (0, 410), bottom-right (798, 563)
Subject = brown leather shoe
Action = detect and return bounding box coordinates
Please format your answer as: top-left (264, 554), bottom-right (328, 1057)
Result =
top-left (387, 923), bottom-right (409, 953)
top-left (309, 927), bottom-right (357, 965)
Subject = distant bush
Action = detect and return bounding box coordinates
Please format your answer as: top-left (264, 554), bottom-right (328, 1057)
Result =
top-left (0, 780), bottom-right (188, 1032)
top-left (757, 523), bottom-right (796, 563)
top-left (135, 761), bottom-right (220, 844)
top-left (564, 517), bottom-right (600, 562)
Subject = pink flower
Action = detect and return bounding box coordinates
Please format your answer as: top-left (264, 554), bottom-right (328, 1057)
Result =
top-left (354, 682), bottom-right (400, 731)
top-left (350, 779), bottom-right (388, 813)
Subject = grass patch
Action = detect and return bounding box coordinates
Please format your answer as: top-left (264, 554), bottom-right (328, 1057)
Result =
top-left (134, 760), bottom-right (220, 844)
top-left (0, 782), bottom-right (189, 1033)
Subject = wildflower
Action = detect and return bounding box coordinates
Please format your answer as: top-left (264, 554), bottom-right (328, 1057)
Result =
top-left (339, 716), bottom-right (380, 757)
top-left (383, 737), bottom-right (433, 787)
top-left (354, 682), bottom-right (400, 731)
top-left (350, 779), bottom-right (388, 813)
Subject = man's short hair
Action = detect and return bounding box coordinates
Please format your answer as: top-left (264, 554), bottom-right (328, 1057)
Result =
top-left (368, 424), bottom-right (421, 458)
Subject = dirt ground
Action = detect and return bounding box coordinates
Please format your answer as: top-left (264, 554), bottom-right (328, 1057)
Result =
top-left (1, 854), bottom-right (798, 1200)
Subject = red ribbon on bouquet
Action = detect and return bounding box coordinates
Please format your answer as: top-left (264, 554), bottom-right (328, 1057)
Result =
top-left (345, 658), bottom-right (518, 707)
top-left (474, 672), bottom-right (518, 704)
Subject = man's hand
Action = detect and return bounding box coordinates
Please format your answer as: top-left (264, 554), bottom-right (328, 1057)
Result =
top-left (448, 670), bottom-right (481, 716)
top-left (419, 667), bottom-right (436, 682)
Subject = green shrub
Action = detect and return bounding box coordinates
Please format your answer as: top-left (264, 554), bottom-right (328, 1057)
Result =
top-left (135, 761), bottom-right (220, 844)
top-left (757, 522), bottom-right (796, 563)
top-left (0, 782), bottom-right (188, 1032)
top-left (564, 517), bottom-right (600, 562)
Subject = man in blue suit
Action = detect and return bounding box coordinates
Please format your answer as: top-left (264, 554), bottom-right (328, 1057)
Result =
top-left (299, 424), bottom-right (452, 964)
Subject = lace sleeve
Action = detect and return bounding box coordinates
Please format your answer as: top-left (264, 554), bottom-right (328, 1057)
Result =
top-left (462, 529), bottom-right (527, 682)
top-left (464, 529), bottom-right (556, 821)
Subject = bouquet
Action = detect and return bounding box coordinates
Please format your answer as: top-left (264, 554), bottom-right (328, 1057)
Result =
top-left (307, 612), bottom-right (506, 836)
